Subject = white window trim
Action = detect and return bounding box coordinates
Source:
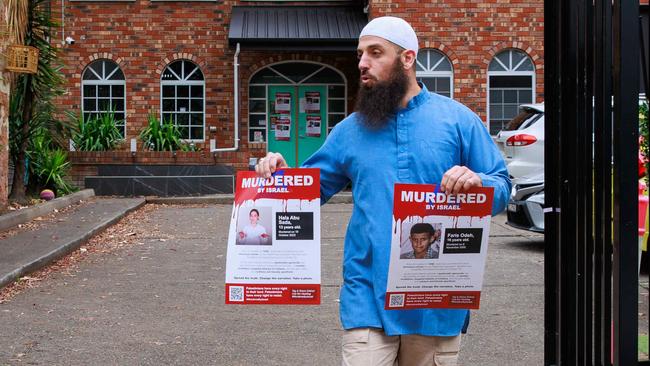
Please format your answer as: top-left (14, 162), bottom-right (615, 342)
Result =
top-left (160, 61), bottom-right (206, 142)
top-left (486, 50), bottom-right (536, 135)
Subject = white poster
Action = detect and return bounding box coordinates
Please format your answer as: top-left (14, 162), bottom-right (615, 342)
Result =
top-left (225, 169), bottom-right (321, 305)
top-left (275, 115), bottom-right (291, 141)
top-left (275, 92), bottom-right (291, 113)
top-left (305, 92), bottom-right (320, 113)
top-left (306, 116), bottom-right (321, 137)
top-left (385, 184), bottom-right (494, 310)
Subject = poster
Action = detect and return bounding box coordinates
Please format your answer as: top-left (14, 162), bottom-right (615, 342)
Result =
top-left (225, 169), bottom-right (321, 305)
top-left (306, 116), bottom-right (321, 137)
top-left (275, 115), bottom-right (291, 141)
top-left (253, 130), bottom-right (264, 142)
top-left (305, 91), bottom-right (320, 113)
top-left (275, 92), bottom-right (291, 113)
top-left (385, 184), bottom-right (494, 310)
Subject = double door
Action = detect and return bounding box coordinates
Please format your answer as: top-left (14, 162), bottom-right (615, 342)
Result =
top-left (268, 85), bottom-right (327, 167)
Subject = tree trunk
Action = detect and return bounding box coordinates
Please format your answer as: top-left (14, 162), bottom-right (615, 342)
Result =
top-left (9, 75), bottom-right (32, 204)
top-left (0, 4), bottom-right (10, 210)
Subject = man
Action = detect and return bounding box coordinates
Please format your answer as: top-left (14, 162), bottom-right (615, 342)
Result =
top-left (256, 16), bottom-right (510, 366)
top-left (400, 223), bottom-right (438, 259)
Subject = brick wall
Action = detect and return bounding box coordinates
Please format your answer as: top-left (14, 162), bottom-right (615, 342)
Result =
top-left (55, 0), bottom-right (544, 175)
top-left (69, 150), bottom-right (242, 189)
top-left (369, 0), bottom-right (545, 116)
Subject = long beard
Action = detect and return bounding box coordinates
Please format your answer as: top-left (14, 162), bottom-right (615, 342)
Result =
top-left (355, 59), bottom-right (409, 129)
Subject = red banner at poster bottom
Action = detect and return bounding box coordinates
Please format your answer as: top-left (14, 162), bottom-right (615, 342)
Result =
top-left (385, 291), bottom-right (481, 310)
top-left (225, 284), bottom-right (320, 305)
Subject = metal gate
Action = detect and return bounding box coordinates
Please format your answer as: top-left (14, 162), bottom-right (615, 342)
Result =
top-left (544, 0), bottom-right (649, 365)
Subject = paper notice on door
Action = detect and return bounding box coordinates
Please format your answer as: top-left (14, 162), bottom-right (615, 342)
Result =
top-left (306, 116), bottom-right (321, 137)
top-left (305, 92), bottom-right (320, 113)
top-left (275, 93), bottom-right (291, 113)
top-left (275, 115), bottom-right (291, 141)
top-left (299, 98), bottom-right (306, 113)
top-left (225, 168), bottom-right (321, 305)
top-left (385, 184), bottom-right (494, 310)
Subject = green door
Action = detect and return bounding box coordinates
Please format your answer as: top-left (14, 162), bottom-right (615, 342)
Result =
top-left (297, 85), bottom-right (327, 166)
top-left (268, 86), bottom-right (298, 167)
top-left (267, 85), bottom-right (327, 167)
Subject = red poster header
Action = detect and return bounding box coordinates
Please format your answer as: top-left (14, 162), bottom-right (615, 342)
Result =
top-left (393, 184), bottom-right (493, 221)
top-left (235, 168), bottom-right (320, 205)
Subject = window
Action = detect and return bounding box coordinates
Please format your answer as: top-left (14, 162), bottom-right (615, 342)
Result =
top-left (248, 62), bottom-right (346, 143)
top-left (82, 59), bottom-right (126, 137)
top-left (488, 49), bottom-right (535, 135)
top-left (415, 49), bottom-right (453, 98)
top-left (161, 60), bottom-right (205, 141)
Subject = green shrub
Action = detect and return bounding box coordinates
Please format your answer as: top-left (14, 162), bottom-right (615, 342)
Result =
top-left (640, 102), bottom-right (649, 185)
top-left (139, 113), bottom-right (183, 151)
top-left (71, 111), bottom-right (123, 151)
top-left (28, 128), bottom-right (76, 195)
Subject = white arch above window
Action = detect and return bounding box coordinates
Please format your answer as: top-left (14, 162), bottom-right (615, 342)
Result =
top-left (488, 49), bottom-right (535, 72)
top-left (82, 59), bottom-right (125, 81)
top-left (416, 49), bottom-right (453, 73)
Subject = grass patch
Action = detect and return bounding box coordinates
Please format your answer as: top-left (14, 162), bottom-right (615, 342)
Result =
top-left (640, 334), bottom-right (649, 356)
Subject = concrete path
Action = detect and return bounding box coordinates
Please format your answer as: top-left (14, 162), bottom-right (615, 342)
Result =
top-left (0, 197), bottom-right (145, 288)
top-left (0, 204), bottom-right (551, 365)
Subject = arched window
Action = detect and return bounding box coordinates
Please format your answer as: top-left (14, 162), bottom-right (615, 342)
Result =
top-left (248, 62), bottom-right (346, 143)
top-left (487, 49), bottom-right (535, 135)
top-left (82, 59), bottom-right (126, 137)
top-left (161, 60), bottom-right (205, 141)
top-left (415, 49), bottom-right (453, 98)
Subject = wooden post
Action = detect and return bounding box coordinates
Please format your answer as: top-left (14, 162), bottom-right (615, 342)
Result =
top-left (0, 8), bottom-right (10, 210)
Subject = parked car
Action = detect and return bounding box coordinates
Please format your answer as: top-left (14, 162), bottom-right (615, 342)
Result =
top-left (506, 170), bottom-right (545, 232)
top-left (495, 103), bottom-right (545, 179)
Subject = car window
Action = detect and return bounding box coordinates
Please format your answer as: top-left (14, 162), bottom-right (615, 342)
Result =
top-left (504, 110), bottom-right (543, 131)
top-left (519, 113), bottom-right (543, 129)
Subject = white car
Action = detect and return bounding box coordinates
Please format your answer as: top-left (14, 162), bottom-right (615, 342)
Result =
top-left (495, 103), bottom-right (545, 178)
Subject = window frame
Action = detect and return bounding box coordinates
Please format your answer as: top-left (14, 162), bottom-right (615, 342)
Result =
top-left (487, 49), bottom-right (536, 135)
top-left (160, 60), bottom-right (206, 142)
top-left (415, 49), bottom-right (454, 99)
top-left (81, 59), bottom-right (127, 138)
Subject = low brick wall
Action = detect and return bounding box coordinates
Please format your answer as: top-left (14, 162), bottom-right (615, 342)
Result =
top-left (69, 151), bottom-right (248, 190)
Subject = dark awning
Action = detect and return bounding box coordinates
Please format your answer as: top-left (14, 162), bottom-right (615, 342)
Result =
top-left (228, 6), bottom-right (367, 51)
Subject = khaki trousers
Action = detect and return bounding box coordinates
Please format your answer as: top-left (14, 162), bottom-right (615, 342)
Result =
top-left (341, 328), bottom-right (461, 366)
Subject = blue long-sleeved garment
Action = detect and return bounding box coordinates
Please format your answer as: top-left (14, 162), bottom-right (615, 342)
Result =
top-left (302, 86), bottom-right (511, 336)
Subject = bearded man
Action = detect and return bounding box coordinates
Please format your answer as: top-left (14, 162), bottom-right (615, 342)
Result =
top-left (256, 16), bottom-right (511, 366)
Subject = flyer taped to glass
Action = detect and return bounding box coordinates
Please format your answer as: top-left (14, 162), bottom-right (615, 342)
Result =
top-left (225, 168), bottom-right (321, 305)
top-left (385, 183), bottom-right (494, 310)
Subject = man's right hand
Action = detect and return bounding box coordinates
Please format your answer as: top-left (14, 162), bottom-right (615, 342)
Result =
top-left (255, 152), bottom-right (288, 178)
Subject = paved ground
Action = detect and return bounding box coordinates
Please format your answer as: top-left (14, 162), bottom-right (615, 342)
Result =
top-left (0, 197), bottom-right (145, 288)
top-left (0, 203), bottom-right (645, 365)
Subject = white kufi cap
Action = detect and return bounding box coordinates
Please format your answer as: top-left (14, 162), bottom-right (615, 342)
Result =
top-left (359, 16), bottom-right (419, 55)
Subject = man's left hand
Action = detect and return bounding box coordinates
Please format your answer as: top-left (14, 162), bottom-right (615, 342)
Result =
top-left (440, 165), bottom-right (482, 195)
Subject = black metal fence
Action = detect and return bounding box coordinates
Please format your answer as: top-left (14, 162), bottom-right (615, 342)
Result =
top-left (544, 0), bottom-right (646, 365)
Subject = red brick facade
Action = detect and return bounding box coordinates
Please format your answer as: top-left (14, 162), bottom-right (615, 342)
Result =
top-left (369, 1), bottom-right (544, 115)
top-left (54, 0), bottom-right (544, 188)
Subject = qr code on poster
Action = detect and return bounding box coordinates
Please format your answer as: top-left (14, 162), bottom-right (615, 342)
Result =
top-left (389, 294), bottom-right (405, 308)
top-left (229, 286), bottom-right (245, 302)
